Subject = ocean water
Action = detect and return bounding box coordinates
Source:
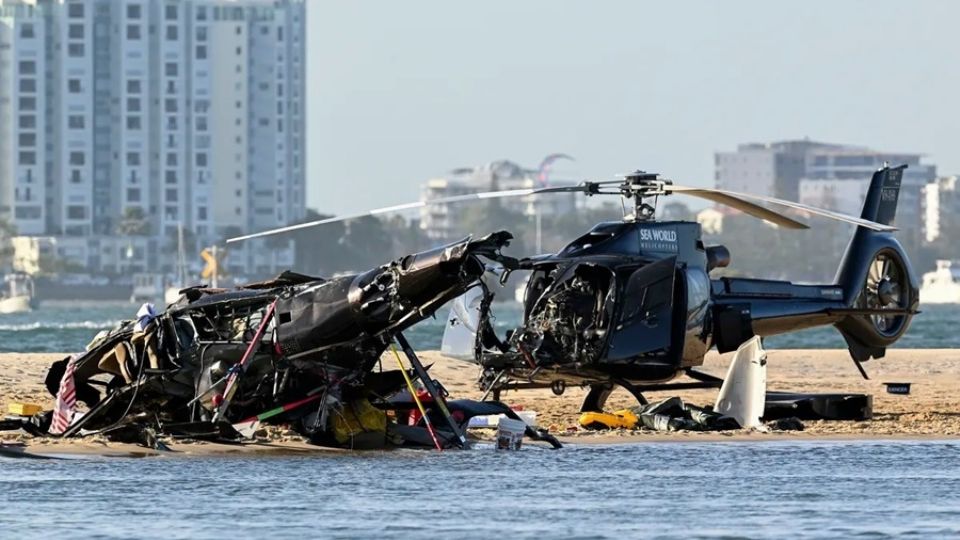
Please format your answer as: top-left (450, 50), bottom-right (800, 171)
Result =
top-left (0, 300), bottom-right (957, 354)
top-left (1, 440), bottom-right (958, 539)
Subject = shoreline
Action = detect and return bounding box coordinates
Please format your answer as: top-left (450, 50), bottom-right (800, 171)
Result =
top-left (6, 432), bottom-right (960, 460)
top-left (3, 349), bottom-right (960, 457)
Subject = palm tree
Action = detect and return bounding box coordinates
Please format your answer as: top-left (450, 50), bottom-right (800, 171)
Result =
top-left (0, 219), bottom-right (16, 272)
top-left (116, 207), bottom-right (150, 236)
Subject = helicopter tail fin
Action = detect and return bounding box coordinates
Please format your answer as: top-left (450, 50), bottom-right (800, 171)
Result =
top-left (857, 164), bottom-right (906, 226)
top-left (832, 165), bottom-right (918, 370)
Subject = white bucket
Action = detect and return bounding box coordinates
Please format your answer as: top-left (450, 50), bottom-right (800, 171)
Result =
top-left (516, 411), bottom-right (537, 428)
top-left (467, 414), bottom-right (500, 428)
top-left (467, 411), bottom-right (538, 429)
top-left (496, 418), bottom-right (526, 450)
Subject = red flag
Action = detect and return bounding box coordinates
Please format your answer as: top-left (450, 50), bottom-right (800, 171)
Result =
top-left (49, 356), bottom-right (78, 435)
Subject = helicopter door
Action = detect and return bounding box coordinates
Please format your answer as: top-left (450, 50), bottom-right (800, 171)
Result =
top-left (604, 257), bottom-right (677, 363)
top-left (440, 286), bottom-right (484, 361)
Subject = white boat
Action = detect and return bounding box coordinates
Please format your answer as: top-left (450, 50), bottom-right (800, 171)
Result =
top-left (919, 260), bottom-right (960, 304)
top-left (0, 273), bottom-right (37, 314)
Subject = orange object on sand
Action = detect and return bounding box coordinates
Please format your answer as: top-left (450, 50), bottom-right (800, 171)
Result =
top-left (8, 402), bottom-right (42, 416)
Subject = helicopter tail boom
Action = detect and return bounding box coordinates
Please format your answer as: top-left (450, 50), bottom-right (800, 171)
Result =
top-left (832, 165), bottom-right (919, 363)
top-left (718, 166), bottom-right (919, 368)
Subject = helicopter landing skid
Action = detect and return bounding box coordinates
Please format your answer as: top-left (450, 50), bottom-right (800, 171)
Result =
top-left (483, 369), bottom-right (723, 412)
top-left (579, 371), bottom-right (723, 412)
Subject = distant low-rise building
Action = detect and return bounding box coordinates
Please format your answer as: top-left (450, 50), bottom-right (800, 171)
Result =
top-left (798, 178), bottom-right (869, 217)
top-left (10, 235), bottom-right (53, 274)
top-left (696, 205), bottom-right (781, 236)
top-left (420, 159), bottom-right (580, 243)
top-left (716, 140), bottom-right (936, 252)
top-left (802, 146), bottom-right (934, 247)
top-left (696, 207), bottom-right (725, 235)
top-left (10, 233), bottom-right (162, 275)
top-left (922, 176), bottom-right (960, 244)
top-left (715, 140), bottom-right (848, 201)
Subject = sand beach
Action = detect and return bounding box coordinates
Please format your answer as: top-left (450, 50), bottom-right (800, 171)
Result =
top-left (2, 349), bottom-right (959, 456)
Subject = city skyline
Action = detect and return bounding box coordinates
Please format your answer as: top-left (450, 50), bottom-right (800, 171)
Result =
top-left (1, 1), bottom-right (957, 277)
top-left (306, 1), bottom-right (960, 216)
top-left (0, 0), bottom-right (305, 274)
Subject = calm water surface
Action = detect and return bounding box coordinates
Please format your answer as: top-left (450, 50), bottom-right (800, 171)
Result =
top-left (2, 301), bottom-right (959, 353)
top-left (2, 440), bottom-right (959, 539)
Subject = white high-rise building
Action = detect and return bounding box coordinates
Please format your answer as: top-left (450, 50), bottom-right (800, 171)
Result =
top-left (0, 1), bottom-right (47, 235)
top-left (0, 0), bottom-right (306, 275)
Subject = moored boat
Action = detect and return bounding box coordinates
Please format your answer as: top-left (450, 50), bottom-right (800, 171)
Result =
top-left (0, 273), bottom-right (37, 314)
top-left (919, 260), bottom-right (960, 304)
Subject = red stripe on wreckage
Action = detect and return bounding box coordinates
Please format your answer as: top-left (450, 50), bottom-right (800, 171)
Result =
top-left (49, 356), bottom-right (78, 435)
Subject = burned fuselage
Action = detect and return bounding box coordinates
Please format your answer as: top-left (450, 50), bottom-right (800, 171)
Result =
top-left (470, 221), bottom-right (715, 388)
top-left (45, 233), bottom-right (513, 443)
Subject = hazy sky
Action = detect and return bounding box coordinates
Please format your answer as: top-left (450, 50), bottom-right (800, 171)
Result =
top-left (307, 1), bottom-right (960, 215)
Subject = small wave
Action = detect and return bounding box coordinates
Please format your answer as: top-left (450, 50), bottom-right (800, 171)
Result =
top-left (0, 320), bottom-right (121, 331)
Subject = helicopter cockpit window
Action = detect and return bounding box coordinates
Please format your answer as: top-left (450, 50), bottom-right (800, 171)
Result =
top-left (620, 275), bottom-right (671, 325)
top-left (560, 231), bottom-right (616, 255)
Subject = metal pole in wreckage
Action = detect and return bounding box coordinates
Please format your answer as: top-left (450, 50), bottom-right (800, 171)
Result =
top-left (394, 333), bottom-right (468, 448)
top-left (212, 300), bottom-right (277, 422)
top-left (232, 391), bottom-right (325, 439)
top-left (391, 344), bottom-right (443, 451)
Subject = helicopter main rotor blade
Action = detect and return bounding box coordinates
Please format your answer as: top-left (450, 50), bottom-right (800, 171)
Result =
top-left (663, 186), bottom-right (809, 230)
top-left (226, 184), bottom-right (593, 243)
top-left (667, 185), bottom-right (897, 232)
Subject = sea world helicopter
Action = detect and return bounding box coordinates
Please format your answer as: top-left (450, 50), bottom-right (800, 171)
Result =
top-left (229, 164), bottom-right (918, 413)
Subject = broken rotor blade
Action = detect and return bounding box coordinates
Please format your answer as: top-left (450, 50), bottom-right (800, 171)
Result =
top-left (664, 186), bottom-right (809, 230)
top-left (227, 184), bottom-right (594, 243)
top-left (668, 185), bottom-right (897, 232)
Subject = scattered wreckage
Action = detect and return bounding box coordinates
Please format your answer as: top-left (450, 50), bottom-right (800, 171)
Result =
top-left (9, 233), bottom-right (561, 450)
top-left (237, 166), bottom-right (917, 415)
top-left (5, 165), bottom-right (914, 451)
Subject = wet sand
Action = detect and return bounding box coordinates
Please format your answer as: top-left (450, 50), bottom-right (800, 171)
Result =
top-left (2, 349), bottom-right (959, 456)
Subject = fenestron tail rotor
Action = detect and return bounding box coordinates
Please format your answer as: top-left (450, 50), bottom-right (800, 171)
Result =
top-left (227, 169), bottom-right (896, 243)
top-left (861, 251), bottom-right (911, 337)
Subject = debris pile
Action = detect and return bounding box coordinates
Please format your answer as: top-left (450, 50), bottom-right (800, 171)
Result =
top-left (579, 397), bottom-right (741, 432)
top-left (578, 397), bottom-right (807, 433)
top-left (1, 233), bottom-right (561, 450)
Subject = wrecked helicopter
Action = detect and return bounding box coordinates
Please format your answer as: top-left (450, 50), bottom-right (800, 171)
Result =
top-left (235, 165), bottom-right (918, 414)
top-left (32, 232), bottom-right (559, 450)
top-left (28, 164), bottom-right (917, 450)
